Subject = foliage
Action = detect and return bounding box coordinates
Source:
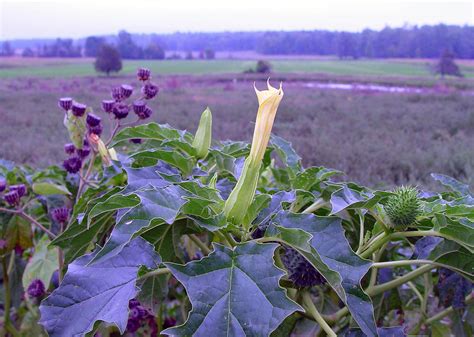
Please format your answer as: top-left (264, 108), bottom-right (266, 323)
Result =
top-left (84, 36), bottom-right (106, 57)
top-left (0, 69), bottom-right (473, 337)
top-left (434, 49), bottom-right (463, 78)
top-left (94, 43), bottom-right (122, 75)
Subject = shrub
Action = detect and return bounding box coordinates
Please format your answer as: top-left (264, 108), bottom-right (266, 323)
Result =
top-left (256, 60), bottom-right (272, 73)
top-left (94, 44), bottom-right (122, 76)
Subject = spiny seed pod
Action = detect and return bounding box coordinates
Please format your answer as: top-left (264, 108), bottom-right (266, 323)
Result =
top-left (76, 146), bottom-right (90, 158)
top-left (27, 279), bottom-right (45, 298)
top-left (64, 143), bottom-right (75, 155)
top-left (142, 83), bottom-right (159, 99)
top-left (86, 113), bottom-right (101, 127)
top-left (120, 84), bottom-right (133, 99)
top-left (71, 102), bottom-right (86, 117)
top-left (137, 68), bottom-right (151, 81)
top-left (130, 138), bottom-right (142, 144)
top-left (113, 103), bottom-right (130, 119)
top-left (281, 247), bottom-right (326, 288)
top-left (101, 100), bottom-right (115, 113)
top-left (133, 100), bottom-right (146, 114)
top-left (88, 124), bottom-right (103, 136)
top-left (58, 97), bottom-right (73, 111)
top-left (10, 184), bottom-right (26, 197)
top-left (52, 207), bottom-right (70, 224)
top-left (63, 156), bottom-right (82, 174)
top-left (385, 186), bottom-right (421, 230)
top-left (192, 107), bottom-right (212, 159)
top-left (0, 178), bottom-right (6, 192)
top-left (136, 106), bottom-right (152, 120)
top-left (111, 87), bottom-right (123, 102)
top-left (4, 190), bottom-right (20, 206)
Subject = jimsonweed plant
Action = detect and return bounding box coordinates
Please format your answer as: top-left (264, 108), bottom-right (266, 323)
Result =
top-left (0, 69), bottom-right (473, 337)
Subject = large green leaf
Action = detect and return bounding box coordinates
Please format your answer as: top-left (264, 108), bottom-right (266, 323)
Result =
top-left (431, 173), bottom-right (471, 196)
top-left (22, 235), bottom-right (59, 289)
top-left (292, 166), bottom-right (341, 191)
top-left (270, 134), bottom-right (302, 173)
top-left (270, 211), bottom-right (378, 337)
top-left (163, 242), bottom-right (301, 337)
top-left (111, 122), bottom-right (191, 146)
top-left (32, 182), bottom-right (71, 195)
top-left (39, 237), bottom-right (160, 337)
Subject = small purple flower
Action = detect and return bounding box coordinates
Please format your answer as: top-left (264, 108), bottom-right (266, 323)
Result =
top-left (142, 83), bottom-right (159, 99)
top-left (64, 143), bottom-right (75, 155)
top-left (113, 103), bottom-right (130, 119)
top-left (130, 138), bottom-right (142, 144)
top-left (101, 100), bottom-right (115, 113)
top-left (133, 100), bottom-right (146, 114)
top-left (76, 146), bottom-right (91, 158)
top-left (4, 190), bottom-right (20, 206)
top-left (10, 184), bottom-right (26, 197)
top-left (129, 299), bottom-right (141, 309)
top-left (111, 87), bottom-right (123, 102)
top-left (58, 97), bottom-right (73, 111)
top-left (88, 124), bottom-right (103, 136)
top-left (86, 113), bottom-right (101, 127)
top-left (0, 178), bottom-right (6, 192)
top-left (137, 68), bottom-right (151, 81)
top-left (120, 84), bottom-right (133, 99)
top-left (52, 207), bottom-right (70, 224)
top-left (27, 279), bottom-right (45, 298)
top-left (63, 156), bottom-right (82, 174)
top-left (71, 102), bottom-right (86, 117)
top-left (137, 106), bottom-right (153, 120)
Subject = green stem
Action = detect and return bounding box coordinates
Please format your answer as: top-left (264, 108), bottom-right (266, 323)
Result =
top-left (302, 292), bottom-right (337, 337)
top-left (302, 198), bottom-right (327, 214)
top-left (360, 232), bottom-right (390, 258)
top-left (372, 259), bottom-right (470, 276)
top-left (2, 255), bottom-right (21, 337)
top-left (222, 231), bottom-right (237, 247)
top-left (188, 234), bottom-right (211, 255)
top-left (355, 211), bottom-right (365, 254)
top-left (138, 267), bottom-right (171, 280)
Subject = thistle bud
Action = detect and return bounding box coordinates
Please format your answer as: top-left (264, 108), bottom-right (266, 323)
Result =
top-left (224, 81), bottom-right (283, 226)
top-left (385, 186), bottom-right (421, 230)
top-left (4, 190), bottom-right (20, 206)
top-left (142, 83), bottom-right (159, 99)
top-left (111, 87), bottom-right (123, 102)
top-left (192, 107), bottom-right (212, 159)
top-left (63, 156), bottom-right (82, 174)
top-left (77, 145), bottom-right (91, 158)
top-left (86, 113), bottom-right (101, 127)
top-left (52, 207), bottom-right (70, 224)
top-left (137, 106), bottom-right (152, 120)
top-left (120, 84), bottom-right (133, 99)
top-left (58, 97), bottom-right (73, 111)
top-left (88, 124), bottom-right (103, 136)
top-left (113, 103), bottom-right (130, 119)
top-left (137, 68), bottom-right (151, 81)
top-left (64, 143), bottom-right (75, 155)
top-left (133, 100), bottom-right (146, 114)
top-left (10, 184), bottom-right (26, 197)
top-left (71, 102), bottom-right (86, 117)
top-left (27, 279), bottom-right (45, 298)
top-left (101, 100), bottom-right (115, 113)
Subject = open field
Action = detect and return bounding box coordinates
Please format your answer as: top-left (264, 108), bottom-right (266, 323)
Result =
top-left (1, 70), bottom-right (474, 190)
top-left (2, 56), bottom-right (474, 79)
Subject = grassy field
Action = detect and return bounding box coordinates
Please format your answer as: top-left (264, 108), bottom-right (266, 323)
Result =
top-left (1, 69), bottom-right (474, 189)
top-left (2, 57), bottom-right (474, 79)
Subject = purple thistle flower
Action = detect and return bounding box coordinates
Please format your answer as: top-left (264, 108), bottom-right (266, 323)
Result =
top-left (52, 207), bottom-right (70, 224)
top-left (4, 190), bottom-right (20, 206)
top-left (113, 103), bottom-right (130, 119)
top-left (63, 156), bottom-right (82, 174)
top-left (133, 100), bottom-right (146, 114)
top-left (71, 102), bottom-right (86, 117)
top-left (86, 113), bottom-right (101, 127)
top-left (111, 87), bottom-right (123, 102)
top-left (88, 124), bottom-right (103, 136)
top-left (64, 143), bottom-right (76, 155)
top-left (10, 184), bottom-right (26, 197)
top-left (130, 138), bottom-right (142, 144)
top-left (137, 68), bottom-right (151, 81)
top-left (137, 106), bottom-right (153, 120)
top-left (27, 279), bottom-right (45, 298)
top-left (76, 146), bottom-right (91, 158)
top-left (58, 97), bottom-right (73, 111)
top-left (0, 178), bottom-right (6, 192)
top-left (142, 83), bottom-right (159, 99)
top-left (101, 100), bottom-right (115, 113)
top-left (120, 84), bottom-right (133, 99)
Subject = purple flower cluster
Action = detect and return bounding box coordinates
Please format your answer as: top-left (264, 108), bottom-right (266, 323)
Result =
top-left (126, 299), bottom-right (158, 336)
top-left (27, 279), bottom-right (46, 298)
top-left (2, 182), bottom-right (27, 207)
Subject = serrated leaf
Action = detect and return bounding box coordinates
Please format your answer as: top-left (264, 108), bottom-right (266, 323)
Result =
top-left (32, 182), bottom-right (71, 195)
top-left (270, 211), bottom-right (377, 337)
top-left (270, 134), bottom-right (302, 173)
top-left (253, 190), bottom-right (296, 227)
top-left (329, 185), bottom-right (375, 214)
top-left (131, 149), bottom-right (195, 176)
top-left (292, 166), bottom-right (341, 191)
top-left (39, 237), bottom-right (160, 337)
top-left (163, 242), bottom-right (301, 337)
top-left (431, 173), bottom-right (471, 196)
top-left (111, 122), bottom-right (191, 146)
top-left (22, 235), bottom-right (59, 289)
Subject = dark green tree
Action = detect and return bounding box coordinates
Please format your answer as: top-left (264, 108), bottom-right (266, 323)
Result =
top-left (94, 44), bottom-right (122, 76)
top-left (434, 49), bottom-right (463, 77)
top-left (84, 36), bottom-right (105, 57)
top-left (143, 42), bottom-right (165, 60)
top-left (117, 30), bottom-right (143, 59)
top-left (255, 60), bottom-right (272, 73)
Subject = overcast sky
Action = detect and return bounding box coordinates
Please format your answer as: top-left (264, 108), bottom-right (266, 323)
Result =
top-left (1, 0), bottom-right (473, 39)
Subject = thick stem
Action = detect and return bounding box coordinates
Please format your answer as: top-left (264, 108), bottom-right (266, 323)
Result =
top-left (302, 292), bottom-right (337, 337)
top-left (76, 152), bottom-right (97, 201)
top-left (2, 255), bottom-right (21, 337)
top-left (302, 198), bottom-right (327, 214)
top-left (360, 232), bottom-right (390, 258)
top-left (188, 234), bottom-right (211, 255)
top-left (355, 211), bottom-right (365, 254)
top-left (138, 267), bottom-right (171, 280)
top-left (222, 231), bottom-right (237, 247)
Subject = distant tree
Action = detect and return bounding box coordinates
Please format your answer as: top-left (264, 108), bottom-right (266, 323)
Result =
top-left (39, 39), bottom-right (81, 57)
top-left (94, 44), bottom-right (122, 76)
top-left (0, 41), bottom-right (14, 56)
top-left (143, 42), bottom-right (165, 60)
top-left (337, 32), bottom-right (358, 59)
top-left (255, 60), bottom-right (272, 73)
top-left (117, 30), bottom-right (143, 59)
top-left (22, 48), bottom-right (35, 57)
top-left (85, 36), bottom-right (105, 57)
top-left (185, 51), bottom-right (194, 60)
top-left (204, 49), bottom-right (215, 60)
top-left (198, 51), bottom-right (205, 59)
top-left (434, 49), bottom-right (463, 77)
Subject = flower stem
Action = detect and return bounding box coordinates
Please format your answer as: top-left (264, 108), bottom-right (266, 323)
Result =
top-left (302, 198), bottom-right (327, 214)
top-left (2, 255), bottom-right (21, 337)
top-left (188, 234), bottom-right (211, 255)
top-left (302, 291), bottom-right (337, 337)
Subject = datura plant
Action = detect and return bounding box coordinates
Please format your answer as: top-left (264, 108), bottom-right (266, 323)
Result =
top-left (0, 69), bottom-right (473, 337)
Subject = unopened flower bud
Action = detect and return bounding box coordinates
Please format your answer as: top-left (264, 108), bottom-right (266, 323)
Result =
top-left (58, 97), bottom-right (73, 111)
top-left (101, 100), bottom-right (115, 113)
top-left (77, 145), bottom-right (91, 158)
top-left (113, 103), bottom-right (130, 119)
top-left (120, 84), bottom-right (133, 99)
top-left (64, 143), bottom-right (75, 155)
top-left (88, 124), bottom-right (103, 136)
top-left (137, 106), bottom-right (152, 120)
top-left (27, 279), bottom-right (45, 298)
top-left (4, 190), bottom-right (20, 206)
top-left (52, 207), bottom-right (70, 224)
top-left (111, 87), bottom-right (123, 102)
top-left (192, 107), bottom-right (212, 159)
top-left (142, 83), bottom-right (159, 99)
top-left (71, 102), bottom-right (86, 117)
top-left (86, 113), bottom-right (101, 127)
top-left (137, 68), bottom-right (151, 81)
top-left (63, 156), bottom-right (82, 174)
top-left (133, 100), bottom-right (146, 114)
top-left (10, 184), bottom-right (26, 197)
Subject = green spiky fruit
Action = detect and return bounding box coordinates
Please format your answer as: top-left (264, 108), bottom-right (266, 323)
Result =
top-left (385, 186), bottom-right (421, 230)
